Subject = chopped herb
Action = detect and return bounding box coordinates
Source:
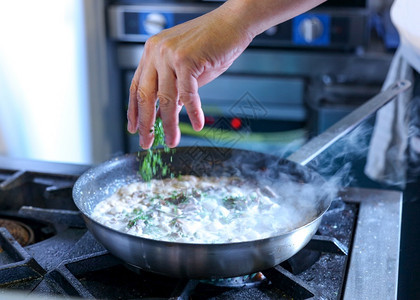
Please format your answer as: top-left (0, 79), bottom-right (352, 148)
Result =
top-left (139, 117), bottom-right (174, 181)
top-left (150, 194), bottom-right (163, 201)
top-left (222, 195), bottom-right (246, 209)
top-left (127, 208), bottom-right (151, 228)
top-left (165, 191), bottom-right (188, 205)
top-left (191, 188), bottom-right (201, 199)
top-left (169, 215), bottom-right (185, 229)
top-left (169, 217), bottom-right (181, 227)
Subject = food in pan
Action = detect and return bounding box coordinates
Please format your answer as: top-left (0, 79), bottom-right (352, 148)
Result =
top-left (91, 174), bottom-right (319, 244)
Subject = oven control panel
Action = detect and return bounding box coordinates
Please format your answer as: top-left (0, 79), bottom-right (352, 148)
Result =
top-left (108, 4), bottom-right (370, 50)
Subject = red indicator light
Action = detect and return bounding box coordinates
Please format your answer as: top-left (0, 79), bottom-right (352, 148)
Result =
top-left (204, 116), bottom-right (215, 125)
top-left (230, 118), bottom-right (242, 130)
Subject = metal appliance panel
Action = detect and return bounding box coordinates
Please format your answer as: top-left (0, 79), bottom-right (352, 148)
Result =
top-left (108, 3), bottom-right (370, 50)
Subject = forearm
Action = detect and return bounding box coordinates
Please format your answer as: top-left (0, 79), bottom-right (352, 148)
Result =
top-left (220, 0), bottom-right (327, 39)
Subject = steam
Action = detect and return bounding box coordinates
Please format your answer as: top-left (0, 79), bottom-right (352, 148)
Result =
top-left (178, 120), bottom-right (377, 217)
top-left (208, 147), bottom-right (338, 221)
top-left (303, 95), bottom-right (420, 194)
top-left (307, 121), bottom-right (374, 189)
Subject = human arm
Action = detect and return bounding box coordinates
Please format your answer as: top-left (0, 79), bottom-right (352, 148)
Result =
top-left (127, 0), bottom-right (326, 149)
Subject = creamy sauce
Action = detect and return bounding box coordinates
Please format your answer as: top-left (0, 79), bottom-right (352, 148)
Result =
top-left (91, 175), bottom-right (317, 243)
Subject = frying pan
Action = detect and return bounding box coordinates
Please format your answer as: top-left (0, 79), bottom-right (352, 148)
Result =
top-left (73, 80), bottom-right (410, 279)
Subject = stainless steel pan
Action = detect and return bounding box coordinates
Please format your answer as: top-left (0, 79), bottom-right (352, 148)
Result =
top-left (73, 80), bottom-right (410, 279)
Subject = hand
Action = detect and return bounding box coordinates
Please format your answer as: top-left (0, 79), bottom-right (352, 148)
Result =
top-left (127, 0), bottom-right (326, 149)
top-left (127, 4), bottom-right (253, 149)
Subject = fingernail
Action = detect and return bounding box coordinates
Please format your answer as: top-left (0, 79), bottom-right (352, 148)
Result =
top-left (128, 120), bottom-right (138, 133)
top-left (139, 133), bottom-right (147, 149)
top-left (193, 121), bottom-right (203, 131)
top-left (165, 134), bottom-right (173, 146)
top-left (139, 136), bottom-right (144, 148)
top-left (140, 129), bottom-right (155, 149)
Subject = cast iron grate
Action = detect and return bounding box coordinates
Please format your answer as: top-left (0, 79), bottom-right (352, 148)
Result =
top-left (0, 228), bottom-right (45, 286)
top-left (36, 228), bottom-right (349, 300)
top-left (0, 169), bottom-right (79, 211)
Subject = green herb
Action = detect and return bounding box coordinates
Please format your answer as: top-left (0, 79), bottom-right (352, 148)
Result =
top-left (165, 191), bottom-right (188, 205)
top-left (139, 117), bottom-right (174, 181)
top-left (127, 208), bottom-right (151, 228)
top-left (169, 215), bottom-right (185, 228)
top-left (191, 188), bottom-right (201, 198)
top-left (222, 195), bottom-right (246, 209)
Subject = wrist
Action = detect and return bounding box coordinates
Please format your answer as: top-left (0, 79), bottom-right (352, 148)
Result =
top-left (220, 0), bottom-right (326, 38)
top-left (219, 0), bottom-right (266, 39)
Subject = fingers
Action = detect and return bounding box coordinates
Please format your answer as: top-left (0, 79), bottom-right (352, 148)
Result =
top-left (177, 69), bottom-right (205, 132)
top-left (132, 63), bottom-right (158, 149)
top-left (127, 69), bottom-right (140, 134)
top-left (128, 38), bottom-right (205, 150)
top-left (157, 69), bottom-right (182, 148)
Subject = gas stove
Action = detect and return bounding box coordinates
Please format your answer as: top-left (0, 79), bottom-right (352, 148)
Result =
top-left (0, 155), bottom-right (401, 299)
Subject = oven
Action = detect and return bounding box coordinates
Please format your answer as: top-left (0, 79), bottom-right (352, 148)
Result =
top-left (105, 0), bottom-right (393, 155)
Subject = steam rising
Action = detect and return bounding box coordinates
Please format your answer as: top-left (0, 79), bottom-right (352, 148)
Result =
top-left (301, 95), bottom-right (419, 194)
top-left (202, 148), bottom-right (336, 220)
top-left (308, 122), bottom-right (373, 189)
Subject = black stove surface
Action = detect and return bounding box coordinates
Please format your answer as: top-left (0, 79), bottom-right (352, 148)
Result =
top-left (0, 158), bottom-right (358, 299)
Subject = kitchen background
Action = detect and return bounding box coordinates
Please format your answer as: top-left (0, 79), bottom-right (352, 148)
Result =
top-left (0, 1), bottom-right (418, 299)
top-left (0, 0), bottom-right (397, 164)
top-left (0, 0), bottom-right (108, 164)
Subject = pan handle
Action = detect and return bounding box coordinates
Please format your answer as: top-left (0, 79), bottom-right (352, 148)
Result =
top-left (287, 79), bottom-right (412, 166)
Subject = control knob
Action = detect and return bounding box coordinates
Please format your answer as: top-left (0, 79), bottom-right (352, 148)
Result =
top-left (298, 16), bottom-right (324, 43)
top-left (143, 13), bottom-right (167, 35)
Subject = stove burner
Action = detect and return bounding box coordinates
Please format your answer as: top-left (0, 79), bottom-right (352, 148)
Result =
top-left (124, 263), bottom-right (266, 289)
top-left (0, 218), bottom-right (34, 247)
top-left (201, 272), bottom-right (266, 288)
